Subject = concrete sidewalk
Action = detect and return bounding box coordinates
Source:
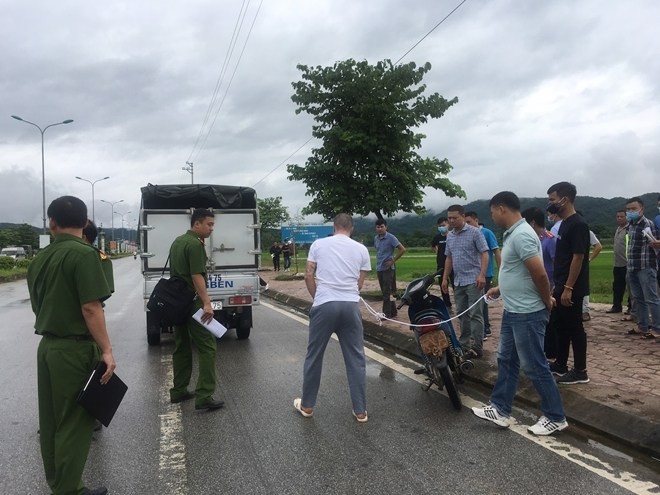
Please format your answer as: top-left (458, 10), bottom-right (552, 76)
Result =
top-left (259, 269), bottom-right (660, 460)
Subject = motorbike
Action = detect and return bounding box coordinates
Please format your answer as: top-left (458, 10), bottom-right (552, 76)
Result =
top-left (397, 271), bottom-right (474, 410)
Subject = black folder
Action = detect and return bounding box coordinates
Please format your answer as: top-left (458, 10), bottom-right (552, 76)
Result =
top-left (77, 362), bottom-right (128, 427)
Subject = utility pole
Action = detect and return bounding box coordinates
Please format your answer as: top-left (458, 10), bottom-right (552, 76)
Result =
top-left (182, 161), bottom-right (194, 184)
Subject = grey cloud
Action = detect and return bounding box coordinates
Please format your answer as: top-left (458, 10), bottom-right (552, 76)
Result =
top-left (1, 0), bottom-right (659, 223)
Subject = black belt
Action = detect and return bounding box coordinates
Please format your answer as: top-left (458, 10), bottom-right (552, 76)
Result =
top-left (42, 333), bottom-right (94, 342)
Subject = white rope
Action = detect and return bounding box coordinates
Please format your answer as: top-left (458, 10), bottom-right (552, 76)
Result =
top-left (359, 293), bottom-right (501, 328)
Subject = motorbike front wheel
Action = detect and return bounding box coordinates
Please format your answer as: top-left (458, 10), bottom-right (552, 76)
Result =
top-left (439, 366), bottom-right (462, 411)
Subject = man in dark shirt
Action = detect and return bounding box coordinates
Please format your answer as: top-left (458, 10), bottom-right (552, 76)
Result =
top-left (431, 216), bottom-right (452, 309)
top-left (546, 182), bottom-right (591, 385)
top-left (270, 241), bottom-right (282, 271)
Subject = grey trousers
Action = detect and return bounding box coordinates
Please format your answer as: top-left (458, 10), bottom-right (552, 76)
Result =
top-left (454, 283), bottom-right (485, 352)
top-left (301, 301), bottom-right (367, 414)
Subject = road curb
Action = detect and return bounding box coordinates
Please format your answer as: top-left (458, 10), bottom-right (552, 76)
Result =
top-left (263, 289), bottom-right (660, 459)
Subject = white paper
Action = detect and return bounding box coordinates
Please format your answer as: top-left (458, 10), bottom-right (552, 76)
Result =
top-left (642, 227), bottom-right (657, 242)
top-left (192, 309), bottom-right (228, 339)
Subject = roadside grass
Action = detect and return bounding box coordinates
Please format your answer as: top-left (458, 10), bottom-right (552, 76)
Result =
top-left (0, 252), bottom-right (139, 284)
top-left (0, 267), bottom-right (28, 283)
top-left (262, 248), bottom-right (622, 304)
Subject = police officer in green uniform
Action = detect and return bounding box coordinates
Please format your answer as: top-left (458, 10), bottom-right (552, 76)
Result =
top-left (83, 220), bottom-right (114, 294)
top-left (27, 196), bottom-right (115, 495)
top-left (169, 208), bottom-right (224, 410)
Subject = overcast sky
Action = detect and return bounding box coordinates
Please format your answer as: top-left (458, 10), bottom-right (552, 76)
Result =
top-left (2, 0), bottom-right (659, 229)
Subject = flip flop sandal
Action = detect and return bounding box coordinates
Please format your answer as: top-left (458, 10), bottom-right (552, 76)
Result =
top-left (352, 410), bottom-right (368, 423)
top-left (625, 328), bottom-right (643, 335)
top-left (621, 316), bottom-right (635, 322)
top-left (293, 398), bottom-right (313, 418)
top-left (641, 333), bottom-right (656, 339)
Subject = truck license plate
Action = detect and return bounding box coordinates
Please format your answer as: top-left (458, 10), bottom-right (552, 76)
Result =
top-left (211, 301), bottom-right (223, 310)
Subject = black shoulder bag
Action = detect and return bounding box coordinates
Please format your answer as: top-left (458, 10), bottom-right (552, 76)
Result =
top-left (147, 255), bottom-right (197, 325)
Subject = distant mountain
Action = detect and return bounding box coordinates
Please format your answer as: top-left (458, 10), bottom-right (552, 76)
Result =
top-left (352, 192), bottom-right (660, 246)
top-left (0, 223), bottom-right (40, 231)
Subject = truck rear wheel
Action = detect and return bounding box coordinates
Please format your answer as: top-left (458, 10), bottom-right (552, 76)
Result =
top-left (146, 312), bottom-right (161, 346)
top-left (236, 308), bottom-right (252, 340)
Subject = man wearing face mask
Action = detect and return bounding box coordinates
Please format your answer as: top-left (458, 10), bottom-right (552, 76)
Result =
top-left (431, 217), bottom-right (452, 309)
top-left (546, 182), bottom-right (591, 385)
top-left (624, 197), bottom-right (660, 339)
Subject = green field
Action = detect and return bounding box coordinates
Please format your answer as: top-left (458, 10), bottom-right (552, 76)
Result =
top-left (264, 247), bottom-right (621, 304)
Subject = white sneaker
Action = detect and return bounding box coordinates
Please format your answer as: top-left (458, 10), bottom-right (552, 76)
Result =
top-left (471, 405), bottom-right (510, 428)
top-left (527, 416), bottom-right (568, 436)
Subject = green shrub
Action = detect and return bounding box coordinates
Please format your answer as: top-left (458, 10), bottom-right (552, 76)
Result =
top-left (16, 258), bottom-right (31, 269)
top-left (0, 257), bottom-right (15, 270)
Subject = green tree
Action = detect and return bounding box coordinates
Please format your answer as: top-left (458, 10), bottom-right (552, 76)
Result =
top-left (287, 59), bottom-right (465, 220)
top-left (257, 196), bottom-right (291, 229)
top-left (14, 223), bottom-right (39, 248)
top-left (0, 229), bottom-right (20, 249)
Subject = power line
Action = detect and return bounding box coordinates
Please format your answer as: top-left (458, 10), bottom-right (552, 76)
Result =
top-left (252, 137), bottom-right (313, 188)
top-left (394, 0), bottom-right (468, 65)
top-left (251, 0), bottom-right (469, 189)
top-left (192, 0), bottom-right (263, 164)
top-left (188, 0), bottom-right (250, 163)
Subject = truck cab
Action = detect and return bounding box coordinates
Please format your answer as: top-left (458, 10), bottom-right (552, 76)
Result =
top-left (140, 184), bottom-right (261, 345)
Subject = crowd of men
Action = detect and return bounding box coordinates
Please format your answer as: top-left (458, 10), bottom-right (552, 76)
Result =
top-left (422, 186), bottom-right (660, 384)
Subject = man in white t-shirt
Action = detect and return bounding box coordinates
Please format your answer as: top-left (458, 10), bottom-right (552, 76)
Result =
top-left (293, 213), bottom-right (372, 422)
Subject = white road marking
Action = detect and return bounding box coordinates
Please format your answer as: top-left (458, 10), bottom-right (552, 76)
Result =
top-left (158, 351), bottom-right (189, 495)
top-left (263, 301), bottom-right (660, 495)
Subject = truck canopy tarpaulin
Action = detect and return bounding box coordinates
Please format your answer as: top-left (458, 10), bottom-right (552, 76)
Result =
top-left (140, 184), bottom-right (257, 210)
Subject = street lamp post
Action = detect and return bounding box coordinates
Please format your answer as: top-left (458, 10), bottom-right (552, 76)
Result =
top-left (182, 161), bottom-right (194, 184)
top-left (114, 210), bottom-right (132, 241)
top-left (101, 199), bottom-right (124, 242)
top-left (11, 115), bottom-right (74, 234)
top-left (75, 176), bottom-right (110, 225)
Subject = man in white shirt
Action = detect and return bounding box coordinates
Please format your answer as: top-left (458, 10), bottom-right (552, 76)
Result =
top-left (294, 214), bottom-right (372, 422)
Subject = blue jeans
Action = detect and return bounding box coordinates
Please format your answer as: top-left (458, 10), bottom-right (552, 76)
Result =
top-left (302, 301), bottom-right (366, 414)
top-left (490, 309), bottom-right (565, 422)
top-left (628, 268), bottom-right (660, 333)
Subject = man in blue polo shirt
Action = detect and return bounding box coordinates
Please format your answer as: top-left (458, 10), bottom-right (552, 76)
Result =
top-left (441, 205), bottom-right (489, 358)
top-left (374, 219), bottom-right (406, 318)
top-left (472, 191), bottom-right (567, 436)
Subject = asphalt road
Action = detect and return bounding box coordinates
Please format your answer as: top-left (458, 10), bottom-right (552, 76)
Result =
top-left (1, 257), bottom-right (658, 494)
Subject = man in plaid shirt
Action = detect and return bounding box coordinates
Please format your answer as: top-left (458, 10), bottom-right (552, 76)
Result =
top-left (441, 204), bottom-right (489, 358)
top-left (625, 197), bottom-right (660, 339)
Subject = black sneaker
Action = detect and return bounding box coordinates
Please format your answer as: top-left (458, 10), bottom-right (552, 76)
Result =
top-left (556, 369), bottom-right (590, 384)
top-left (549, 362), bottom-right (568, 376)
top-left (195, 398), bottom-right (225, 410)
top-left (483, 328), bottom-right (492, 341)
top-left (605, 307), bottom-right (622, 314)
